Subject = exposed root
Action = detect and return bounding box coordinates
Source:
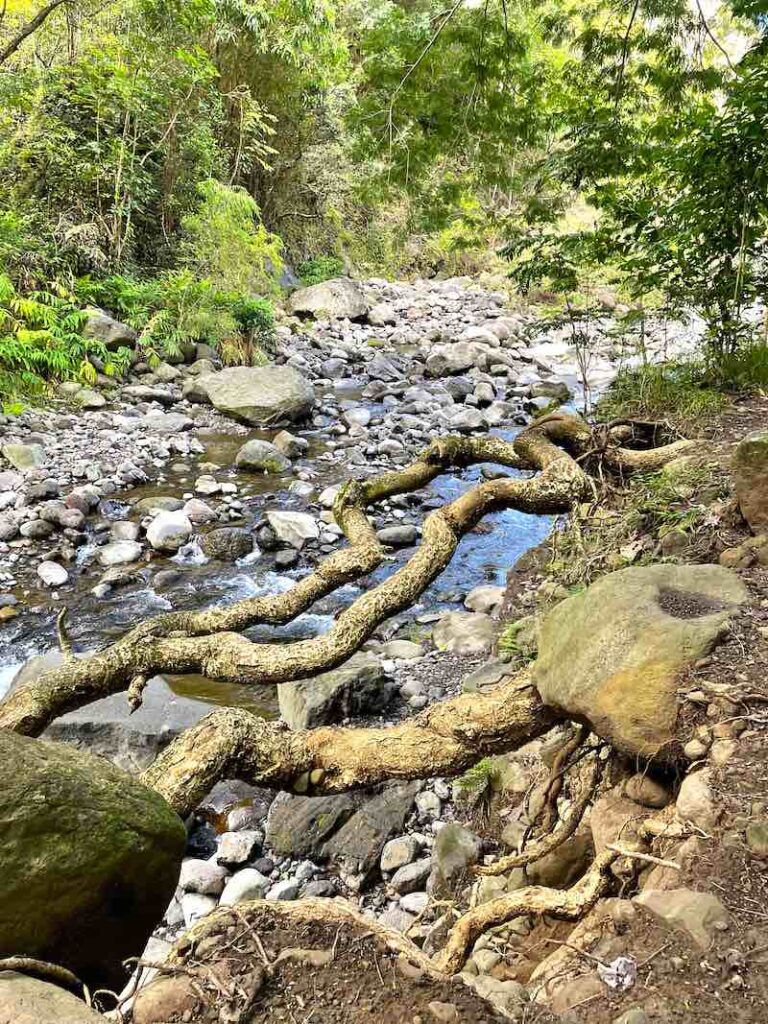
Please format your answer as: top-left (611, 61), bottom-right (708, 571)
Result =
top-left (0, 955), bottom-right (84, 996)
top-left (165, 852), bottom-right (619, 982)
top-left (433, 850), bottom-right (618, 975)
top-left (540, 723), bottom-right (588, 831)
top-left (476, 751), bottom-right (603, 877)
top-left (55, 607), bottom-right (73, 658)
top-left (142, 671), bottom-right (558, 818)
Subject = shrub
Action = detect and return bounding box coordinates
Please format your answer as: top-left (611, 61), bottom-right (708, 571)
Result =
top-left (0, 274), bottom-right (130, 398)
top-left (297, 255), bottom-right (345, 286)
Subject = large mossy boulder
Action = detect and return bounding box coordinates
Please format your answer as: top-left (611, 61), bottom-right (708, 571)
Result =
top-left (187, 366), bottom-right (315, 426)
top-left (0, 730), bottom-right (185, 990)
top-left (533, 563), bottom-right (748, 759)
top-left (733, 429), bottom-right (768, 533)
top-left (287, 277), bottom-right (368, 321)
top-left (83, 307), bottom-right (138, 351)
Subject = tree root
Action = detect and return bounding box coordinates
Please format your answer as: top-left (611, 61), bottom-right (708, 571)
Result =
top-left (165, 851), bottom-right (619, 981)
top-left (475, 752), bottom-right (603, 877)
top-left (432, 849), bottom-right (618, 975)
top-left (142, 670), bottom-right (558, 818)
top-left (0, 955), bottom-right (85, 996)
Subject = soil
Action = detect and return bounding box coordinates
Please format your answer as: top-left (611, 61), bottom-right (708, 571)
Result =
top-left (130, 907), bottom-right (549, 1024)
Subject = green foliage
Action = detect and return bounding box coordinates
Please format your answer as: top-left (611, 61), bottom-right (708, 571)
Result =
top-left (548, 459), bottom-right (724, 588)
top-left (0, 273), bottom-right (130, 398)
top-left (598, 362), bottom-right (726, 432)
top-left (297, 255), bottom-right (345, 286)
top-left (77, 272), bottom-right (275, 363)
top-left (181, 180), bottom-right (283, 296)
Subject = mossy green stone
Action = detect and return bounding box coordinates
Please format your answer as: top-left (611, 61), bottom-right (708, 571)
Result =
top-left (0, 730), bottom-right (185, 990)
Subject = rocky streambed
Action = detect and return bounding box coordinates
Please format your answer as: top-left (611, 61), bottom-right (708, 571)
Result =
top-left (0, 275), bottom-right (710, 1020)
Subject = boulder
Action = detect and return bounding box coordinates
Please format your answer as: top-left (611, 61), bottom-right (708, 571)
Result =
top-left (425, 342), bottom-right (489, 377)
top-left (367, 301), bottom-right (397, 326)
top-left (75, 387), bottom-right (106, 409)
top-left (235, 439), bottom-right (291, 474)
top-left (2, 443), bottom-right (45, 470)
top-left (200, 527), bottom-right (253, 561)
top-left (733, 429), bottom-right (768, 532)
top-left (265, 509), bottom-right (319, 549)
top-left (0, 973), bottom-right (105, 1024)
top-left (273, 429), bottom-right (308, 458)
top-left (140, 412), bottom-right (193, 435)
top-left (634, 888), bottom-right (729, 949)
top-left (321, 782), bottom-right (419, 877)
top-left (0, 730), bottom-right (185, 989)
top-left (278, 651), bottom-right (386, 729)
top-left (84, 307), bottom-right (138, 350)
top-left (146, 510), bottom-right (192, 552)
top-left (288, 278), bottom-right (368, 321)
top-left (533, 564), bottom-right (748, 759)
top-left (192, 366), bottom-right (315, 425)
top-left (432, 611), bottom-right (497, 655)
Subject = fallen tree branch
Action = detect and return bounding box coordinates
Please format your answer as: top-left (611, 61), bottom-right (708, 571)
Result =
top-left (605, 844), bottom-right (680, 870)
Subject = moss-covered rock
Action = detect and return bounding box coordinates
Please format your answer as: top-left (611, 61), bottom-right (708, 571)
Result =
top-left (0, 730), bottom-right (185, 990)
top-left (533, 563), bottom-right (748, 760)
top-left (733, 429), bottom-right (768, 533)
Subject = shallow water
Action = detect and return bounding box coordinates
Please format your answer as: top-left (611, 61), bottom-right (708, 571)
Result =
top-left (0, 414), bottom-right (552, 708)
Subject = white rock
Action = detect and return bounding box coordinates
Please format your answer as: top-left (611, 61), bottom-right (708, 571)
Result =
top-left (146, 510), bottom-right (193, 552)
top-left (219, 868), bottom-right (270, 906)
top-left (266, 510), bottom-right (319, 550)
top-left (97, 540), bottom-right (143, 566)
top-left (178, 858), bottom-right (228, 896)
top-left (37, 561), bottom-right (68, 587)
top-left (180, 892), bottom-right (217, 927)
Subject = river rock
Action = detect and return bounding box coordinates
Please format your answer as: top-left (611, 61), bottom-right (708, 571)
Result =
top-left (0, 730), bottom-right (185, 989)
top-left (266, 509), bottom-right (319, 549)
top-left (146, 510), bottom-right (193, 552)
top-left (675, 768), bottom-right (718, 831)
top-left (75, 387), bottom-right (106, 409)
top-left (367, 301), bottom-right (397, 326)
top-left (464, 585), bottom-right (504, 614)
top-left (381, 835), bottom-right (421, 873)
top-left (428, 824), bottom-right (482, 896)
top-left (235, 438), bottom-right (291, 473)
top-left (123, 384), bottom-right (176, 406)
top-left (377, 524), bottom-right (418, 547)
top-left (273, 429), bottom-right (308, 457)
top-left (321, 782), bottom-right (419, 878)
top-left (2, 442), bottom-right (45, 469)
top-left (200, 526), bottom-right (253, 561)
top-left (0, 973), bottom-right (106, 1024)
top-left (84, 307), bottom-right (138, 349)
top-left (533, 564), bottom-right (749, 759)
top-left (37, 560), bottom-right (69, 587)
top-left (432, 611), bottom-right (497, 654)
top-left (634, 888), bottom-right (729, 949)
top-left (98, 539), bottom-right (144, 566)
top-left (219, 867), bottom-right (270, 906)
top-left (288, 277), bottom-right (368, 320)
top-left (733, 429), bottom-right (768, 533)
top-left (266, 792), bottom-right (358, 857)
top-left (192, 365), bottom-right (315, 425)
top-left (278, 651), bottom-right (386, 729)
top-left (178, 858), bottom-right (228, 896)
top-left (182, 498), bottom-right (218, 524)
